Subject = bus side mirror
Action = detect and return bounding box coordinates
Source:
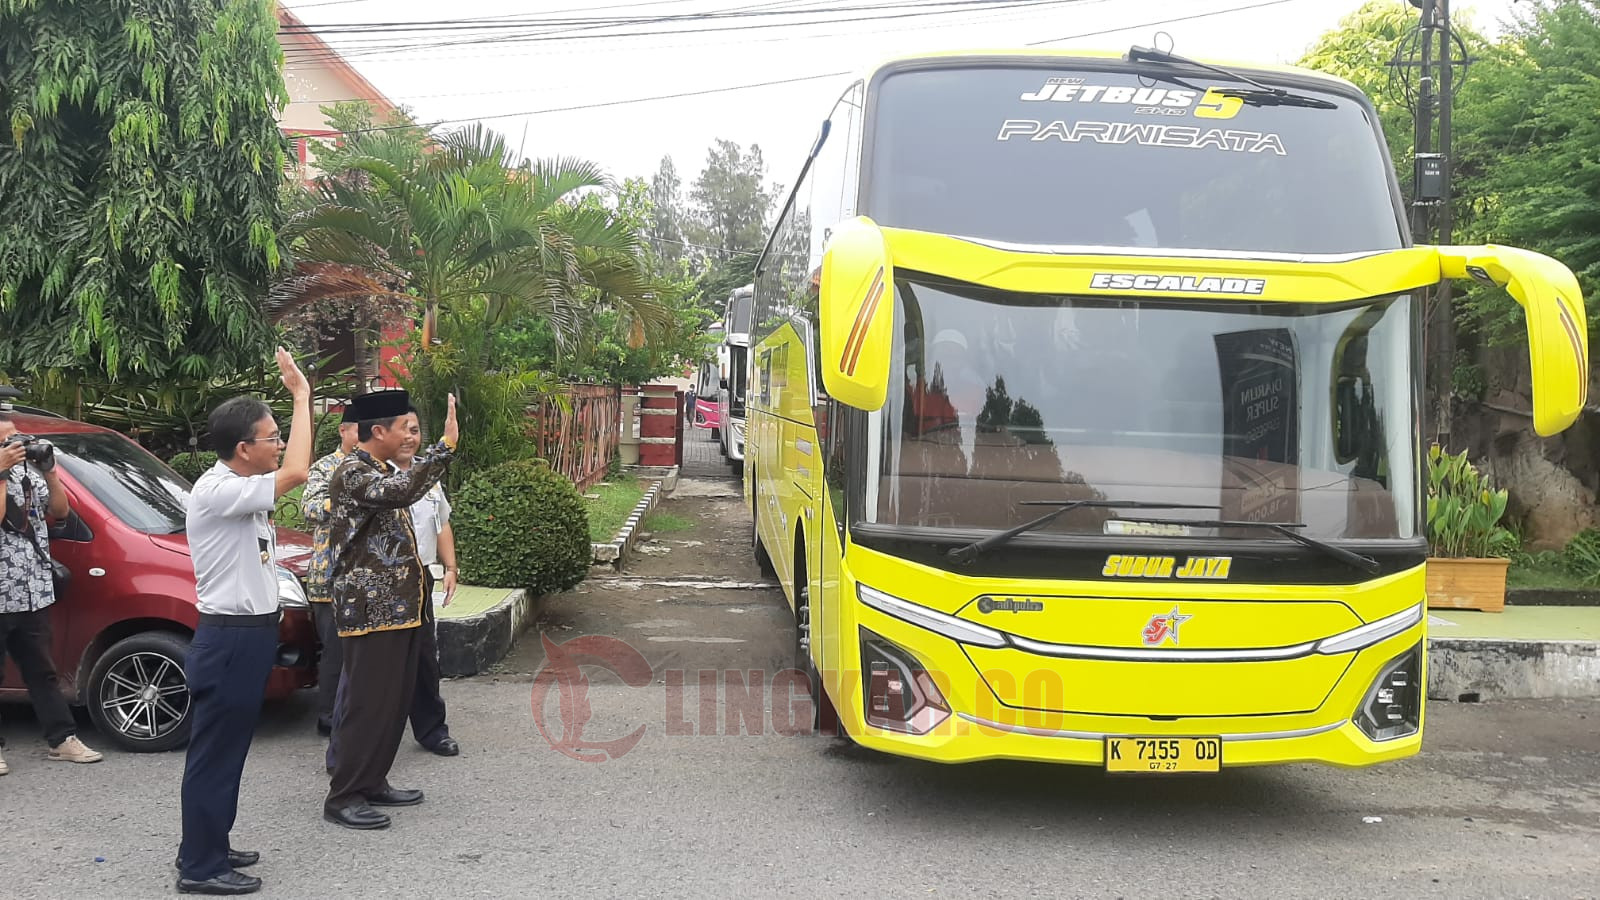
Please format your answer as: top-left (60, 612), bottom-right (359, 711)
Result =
top-left (819, 217), bottom-right (894, 411)
top-left (1437, 245), bottom-right (1589, 435)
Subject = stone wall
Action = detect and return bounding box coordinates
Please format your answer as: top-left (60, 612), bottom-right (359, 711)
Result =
top-left (1450, 344), bottom-right (1600, 550)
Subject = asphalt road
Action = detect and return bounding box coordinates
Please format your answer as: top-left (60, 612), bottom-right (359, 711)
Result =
top-left (2, 478), bottom-right (1597, 898)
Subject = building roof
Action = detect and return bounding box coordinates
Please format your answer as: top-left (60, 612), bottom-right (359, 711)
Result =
top-left (276, 3), bottom-right (399, 126)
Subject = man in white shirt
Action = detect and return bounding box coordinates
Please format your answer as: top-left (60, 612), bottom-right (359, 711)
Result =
top-left (399, 424), bottom-right (459, 756)
top-left (176, 348), bottom-right (312, 897)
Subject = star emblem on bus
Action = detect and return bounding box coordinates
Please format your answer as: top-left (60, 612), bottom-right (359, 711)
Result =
top-left (1142, 607), bottom-right (1193, 647)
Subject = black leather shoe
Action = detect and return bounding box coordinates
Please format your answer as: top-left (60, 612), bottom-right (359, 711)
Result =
top-left (176, 870), bottom-right (262, 895)
top-left (368, 787), bottom-right (424, 807)
top-left (316, 719), bottom-right (332, 737)
top-left (175, 850), bottom-right (259, 870)
top-left (323, 803), bottom-right (391, 830)
top-left (426, 737), bottom-right (460, 756)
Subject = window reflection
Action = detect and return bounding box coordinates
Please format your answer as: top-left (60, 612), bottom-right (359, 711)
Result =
top-left (47, 433), bottom-right (191, 534)
top-left (871, 279), bottom-right (1416, 541)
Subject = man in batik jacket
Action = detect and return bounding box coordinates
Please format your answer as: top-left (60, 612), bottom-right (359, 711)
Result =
top-left (321, 390), bottom-right (458, 831)
top-left (301, 405), bottom-right (358, 736)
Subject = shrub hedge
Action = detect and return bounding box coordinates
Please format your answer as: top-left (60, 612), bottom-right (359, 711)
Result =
top-left (453, 459), bottom-right (591, 596)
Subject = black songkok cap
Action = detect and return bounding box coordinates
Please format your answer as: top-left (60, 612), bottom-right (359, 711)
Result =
top-left (348, 389), bottom-right (411, 422)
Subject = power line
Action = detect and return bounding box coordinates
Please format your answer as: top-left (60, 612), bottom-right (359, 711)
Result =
top-left (285, 3), bottom-right (1075, 69)
top-left (643, 234), bottom-right (763, 258)
top-left (280, 0), bottom-right (1080, 64)
top-left (307, 0), bottom-right (1321, 138)
top-left (283, 0), bottom-right (1063, 32)
top-left (1025, 0), bottom-right (1303, 45)
top-left (285, 0), bottom-right (1111, 87)
top-left (329, 72), bottom-right (852, 135)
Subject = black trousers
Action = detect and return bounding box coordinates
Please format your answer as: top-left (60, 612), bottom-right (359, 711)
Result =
top-left (325, 624), bottom-right (423, 811)
top-left (0, 608), bottom-right (77, 748)
top-left (409, 577), bottom-right (449, 747)
top-left (311, 602), bottom-right (341, 729)
top-left (178, 615), bottom-right (278, 881)
top-left (324, 579), bottom-right (449, 770)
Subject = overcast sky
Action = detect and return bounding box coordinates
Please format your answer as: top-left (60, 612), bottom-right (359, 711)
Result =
top-left (281, 0), bottom-right (1525, 195)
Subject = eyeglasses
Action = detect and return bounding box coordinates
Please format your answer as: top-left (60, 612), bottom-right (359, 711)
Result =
top-left (243, 434), bottom-right (286, 446)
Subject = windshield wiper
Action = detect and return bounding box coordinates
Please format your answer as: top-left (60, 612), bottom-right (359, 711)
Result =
top-left (1126, 45), bottom-right (1338, 110)
top-left (948, 500), bottom-right (1221, 565)
top-left (1110, 516), bottom-right (1382, 575)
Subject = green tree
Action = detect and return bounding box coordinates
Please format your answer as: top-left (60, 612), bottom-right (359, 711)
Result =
top-left (1457, 1), bottom-right (1600, 343)
top-left (0, 0), bottom-right (288, 383)
top-left (648, 155), bottom-right (688, 264)
top-left (686, 138), bottom-right (778, 264)
top-left (285, 120), bottom-right (668, 482)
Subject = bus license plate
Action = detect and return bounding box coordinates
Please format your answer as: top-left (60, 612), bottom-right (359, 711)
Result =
top-left (1104, 736), bottom-right (1222, 773)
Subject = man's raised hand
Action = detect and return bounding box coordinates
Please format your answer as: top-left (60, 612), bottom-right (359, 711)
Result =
top-left (276, 347), bottom-right (310, 400)
top-left (444, 393), bottom-right (460, 447)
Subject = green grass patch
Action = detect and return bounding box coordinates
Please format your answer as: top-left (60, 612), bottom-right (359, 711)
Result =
top-left (1508, 554), bottom-right (1594, 591)
top-left (584, 474), bottom-right (644, 542)
top-left (642, 510), bottom-right (693, 534)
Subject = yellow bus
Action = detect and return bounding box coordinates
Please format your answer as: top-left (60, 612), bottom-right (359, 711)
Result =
top-left (744, 47), bottom-right (1589, 772)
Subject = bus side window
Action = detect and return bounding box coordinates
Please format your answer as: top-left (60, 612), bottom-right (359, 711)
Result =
top-left (759, 350), bottom-right (773, 406)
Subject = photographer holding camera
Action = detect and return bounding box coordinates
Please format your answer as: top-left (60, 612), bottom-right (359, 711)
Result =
top-left (0, 411), bottom-right (103, 775)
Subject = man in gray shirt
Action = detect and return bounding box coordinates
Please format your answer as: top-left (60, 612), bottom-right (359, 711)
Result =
top-left (175, 348), bottom-right (312, 897)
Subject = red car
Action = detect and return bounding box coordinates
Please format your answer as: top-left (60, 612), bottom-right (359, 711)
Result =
top-left (0, 406), bottom-right (319, 753)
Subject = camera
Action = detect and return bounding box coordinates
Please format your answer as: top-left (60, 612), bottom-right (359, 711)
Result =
top-left (1, 433), bottom-right (56, 472)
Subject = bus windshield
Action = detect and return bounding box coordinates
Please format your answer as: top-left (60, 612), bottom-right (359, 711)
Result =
top-left (864, 63), bottom-right (1405, 255)
top-left (867, 277), bottom-right (1419, 542)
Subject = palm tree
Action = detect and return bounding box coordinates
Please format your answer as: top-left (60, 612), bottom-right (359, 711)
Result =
top-left (276, 124), bottom-right (665, 354)
top-left (275, 122), bottom-right (668, 480)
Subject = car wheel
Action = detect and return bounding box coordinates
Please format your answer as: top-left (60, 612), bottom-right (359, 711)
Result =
top-left (86, 631), bottom-right (193, 753)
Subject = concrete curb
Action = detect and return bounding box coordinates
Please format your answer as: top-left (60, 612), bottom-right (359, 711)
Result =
top-left (436, 588), bottom-right (537, 678)
top-left (1508, 588), bottom-right (1600, 606)
top-left (1428, 637), bottom-right (1600, 702)
top-left (625, 464), bottom-right (679, 494)
top-left (591, 478), bottom-right (666, 569)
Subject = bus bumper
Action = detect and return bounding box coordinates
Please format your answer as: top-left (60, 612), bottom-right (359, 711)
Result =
top-left (825, 589), bottom-right (1426, 770)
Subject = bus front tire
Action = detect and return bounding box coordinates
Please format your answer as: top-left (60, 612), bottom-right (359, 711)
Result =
top-left (794, 560), bottom-right (841, 738)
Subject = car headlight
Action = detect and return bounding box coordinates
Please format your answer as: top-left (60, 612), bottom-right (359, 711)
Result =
top-left (276, 566), bottom-right (309, 608)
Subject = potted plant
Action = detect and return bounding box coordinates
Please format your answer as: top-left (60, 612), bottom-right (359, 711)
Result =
top-left (1425, 444), bottom-right (1519, 612)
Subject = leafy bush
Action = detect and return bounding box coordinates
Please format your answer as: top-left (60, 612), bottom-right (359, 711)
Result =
top-left (453, 459), bottom-right (592, 595)
top-left (167, 451), bottom-right (218, 484)
top-left (313, 412), bottom-right (347, 459)
top-left (1561, 528), bottom-right (1600, 585)
top-left (1426, 444), bottom-right (1519, 559)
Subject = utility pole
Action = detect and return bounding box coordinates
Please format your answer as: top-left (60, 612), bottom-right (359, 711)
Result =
top-left (1435, 0), bottom-right (1455, 441)
top-left (1393, 0), bottom-right (1463, 440)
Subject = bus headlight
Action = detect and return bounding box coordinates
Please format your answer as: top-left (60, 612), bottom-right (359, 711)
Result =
top-left (1355, 646), bottom-right (1421, 742)
top-left (860, 628), bottom-right (950, 735)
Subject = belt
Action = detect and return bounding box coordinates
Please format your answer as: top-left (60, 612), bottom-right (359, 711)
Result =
top-left (198, 611), bottom-right (280, 628)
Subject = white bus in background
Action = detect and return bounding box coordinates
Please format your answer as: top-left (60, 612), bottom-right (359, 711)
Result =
top-left (717, 284), bottom-right (754, 470)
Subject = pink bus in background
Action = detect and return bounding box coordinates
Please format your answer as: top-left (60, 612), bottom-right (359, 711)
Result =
top-left (693, 322), bottom-right (726, 437)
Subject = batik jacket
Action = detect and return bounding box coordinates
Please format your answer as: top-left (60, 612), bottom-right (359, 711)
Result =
top-left (300, 450), bottom-right (347, 604)
top-left (326, 441), bottom-right (454, 637)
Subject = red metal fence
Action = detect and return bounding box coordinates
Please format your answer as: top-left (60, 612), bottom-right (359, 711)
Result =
top-left (528, 384), bottom-right (622, 492)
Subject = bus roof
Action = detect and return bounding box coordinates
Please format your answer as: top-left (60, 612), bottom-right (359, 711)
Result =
top-left (853, 48), bottom-right (1360, 95)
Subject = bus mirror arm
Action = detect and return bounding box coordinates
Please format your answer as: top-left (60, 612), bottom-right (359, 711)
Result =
top-left (1435, 245), bottom-right (1589, 436)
